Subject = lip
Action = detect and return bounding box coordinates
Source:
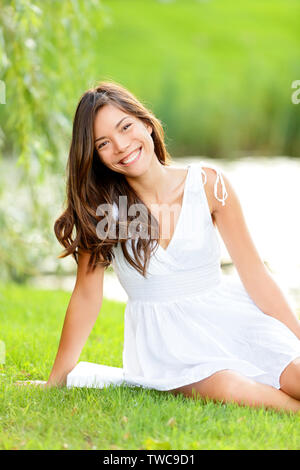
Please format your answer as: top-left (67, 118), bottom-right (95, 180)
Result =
top-left (119, 146), bottom-right (142, 166)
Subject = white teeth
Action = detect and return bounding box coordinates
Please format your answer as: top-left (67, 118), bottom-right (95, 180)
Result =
top-left (121, 148), bottom-right (141, 164)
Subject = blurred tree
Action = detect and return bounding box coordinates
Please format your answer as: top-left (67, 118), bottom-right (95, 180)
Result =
top-left (0, 0), bottom-right (108, 176)
top-left (0, 0), bottom-right (108, 282)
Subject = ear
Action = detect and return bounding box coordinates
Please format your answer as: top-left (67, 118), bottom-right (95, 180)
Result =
top-left (146, 123), bottom-right (153, 135)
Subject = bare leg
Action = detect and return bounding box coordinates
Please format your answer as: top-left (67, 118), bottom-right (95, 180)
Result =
top-left (168, 369), bottom-right (300, 415)
top-left (279, 357), bottom-right (300, 400)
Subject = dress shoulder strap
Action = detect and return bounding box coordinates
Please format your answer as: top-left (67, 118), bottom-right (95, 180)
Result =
top-left (197, 160), bottom-right (228, 207)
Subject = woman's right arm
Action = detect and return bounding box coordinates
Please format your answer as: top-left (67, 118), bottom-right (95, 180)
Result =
top-left (46, 250), bottom-right (105, 387)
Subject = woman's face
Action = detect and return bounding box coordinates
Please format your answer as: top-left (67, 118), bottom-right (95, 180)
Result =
top-left (93, 103), bottom-right (154, 175)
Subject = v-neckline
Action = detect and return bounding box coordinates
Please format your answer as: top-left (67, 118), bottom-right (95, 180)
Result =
top-left (157, 164), bottom-right (191, 255)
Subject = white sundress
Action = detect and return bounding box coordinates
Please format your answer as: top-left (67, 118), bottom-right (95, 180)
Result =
top-left (67, 161), bottom-right (300, 391)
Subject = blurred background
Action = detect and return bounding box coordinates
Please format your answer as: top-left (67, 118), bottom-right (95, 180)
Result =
top-left (0, 0), bottom-right (299, 310)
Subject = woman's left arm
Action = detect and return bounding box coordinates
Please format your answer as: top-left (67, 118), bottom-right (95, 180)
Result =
top-left (210, 169), bottom-right (300, 340)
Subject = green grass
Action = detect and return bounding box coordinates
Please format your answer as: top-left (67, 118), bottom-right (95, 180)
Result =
top-left (0, 282), bottom-right (300, 450)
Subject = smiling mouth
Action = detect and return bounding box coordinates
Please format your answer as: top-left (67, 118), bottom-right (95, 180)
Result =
top-left (119, 147), bottom-right (142, 166)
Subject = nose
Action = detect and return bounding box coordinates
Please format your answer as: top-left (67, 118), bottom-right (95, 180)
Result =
top-left (113, 135), bottom-right (130, 153)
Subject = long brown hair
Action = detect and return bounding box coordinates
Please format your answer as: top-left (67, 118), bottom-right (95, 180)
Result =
top-left (54, 80), bottom-right (172, 277)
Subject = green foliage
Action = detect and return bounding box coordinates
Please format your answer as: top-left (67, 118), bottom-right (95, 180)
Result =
top-left (0, 157), bottom-right (69, 283)
top-left (0, 0), bottom-right (108, 173)
top-left (0, 0), bottom-right (108, 281)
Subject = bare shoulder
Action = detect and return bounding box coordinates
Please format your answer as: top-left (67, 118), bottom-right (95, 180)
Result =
top-left (200, 166), bottom-right (221, 216)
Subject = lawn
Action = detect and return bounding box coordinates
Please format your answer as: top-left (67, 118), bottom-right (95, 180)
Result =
top-left (0, 282), bottom-right (299, 450)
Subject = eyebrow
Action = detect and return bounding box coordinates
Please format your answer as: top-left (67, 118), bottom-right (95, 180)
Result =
top-left (94, 116), bottom-right (130, 144)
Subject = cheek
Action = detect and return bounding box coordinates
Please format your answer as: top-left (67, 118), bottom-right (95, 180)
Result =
top-left (96, 146), bottom-right (110, 160)
top-left (140, 128), bottom-right (153, 147)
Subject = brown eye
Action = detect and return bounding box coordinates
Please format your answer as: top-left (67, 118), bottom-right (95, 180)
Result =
top-left (98, 141), bottom-right (107, 150)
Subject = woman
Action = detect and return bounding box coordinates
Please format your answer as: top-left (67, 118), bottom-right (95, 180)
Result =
top-left (20, 81), bottom-right (300, 414)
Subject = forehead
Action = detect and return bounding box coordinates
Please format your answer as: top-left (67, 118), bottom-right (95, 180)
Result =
top-left (94, 104), bottom-right (131, 126)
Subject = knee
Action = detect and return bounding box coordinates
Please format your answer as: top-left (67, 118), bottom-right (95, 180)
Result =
top-left (280, 357), bottom-right (300, 397)
top-left (169, 370), bottom-right (257, 404)
top-left (195, 370), bottom-right (256, 404)
top-left (209, 370), bottom-right (252, 402)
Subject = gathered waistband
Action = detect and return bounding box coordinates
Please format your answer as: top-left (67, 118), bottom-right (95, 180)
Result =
top-left (120, 262), bottom-right (223, 302)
